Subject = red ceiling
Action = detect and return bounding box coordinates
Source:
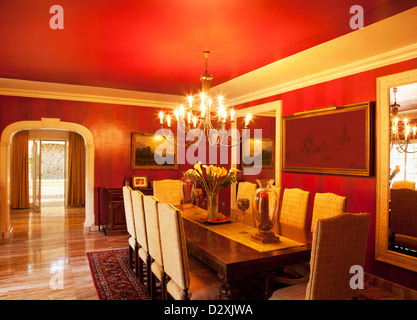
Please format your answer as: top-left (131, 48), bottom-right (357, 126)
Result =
top-left (0, 0), bottom-right (416, 96)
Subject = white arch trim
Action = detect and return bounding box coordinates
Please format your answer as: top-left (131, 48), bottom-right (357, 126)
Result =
top-left (0, 118), bottom-right (95, 238)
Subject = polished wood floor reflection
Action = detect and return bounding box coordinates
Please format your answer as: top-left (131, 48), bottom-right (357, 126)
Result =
top-left (0, 206), bottom-right (128, 300)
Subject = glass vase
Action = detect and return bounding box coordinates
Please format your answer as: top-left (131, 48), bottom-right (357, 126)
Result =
top-left (251, 183), bottom-right (280, 243)
top-left (180, 173), bottom-right (196, 209)
top-left (206, 192), bottom-right (219, 221)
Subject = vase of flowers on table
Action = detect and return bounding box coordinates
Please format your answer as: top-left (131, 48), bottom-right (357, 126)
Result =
top-left (185, 162), bottom-right (240, 221)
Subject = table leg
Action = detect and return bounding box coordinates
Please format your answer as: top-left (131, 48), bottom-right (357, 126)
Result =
top-left (219, 281), bottom-right (240, 300)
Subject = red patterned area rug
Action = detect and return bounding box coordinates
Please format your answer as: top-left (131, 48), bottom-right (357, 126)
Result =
top-left (86, 248), bottom-right (149, 300)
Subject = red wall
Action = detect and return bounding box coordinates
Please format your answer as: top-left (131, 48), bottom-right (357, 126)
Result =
top-left (1, 57), bottom-right (417, 291)
top-left (235, 58), bottom-right (417, 291)
top-left (0, 97), bottom-right (193, 221)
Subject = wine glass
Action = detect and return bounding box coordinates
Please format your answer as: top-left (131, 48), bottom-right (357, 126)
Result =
top-left (237, 197), bottom-right (250, 234)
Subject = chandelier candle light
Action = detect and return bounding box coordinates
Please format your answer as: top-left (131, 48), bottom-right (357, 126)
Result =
top-left (391, 87), bottom-right (417, 153)
top-left (158, 51), bottom-right (252, 147)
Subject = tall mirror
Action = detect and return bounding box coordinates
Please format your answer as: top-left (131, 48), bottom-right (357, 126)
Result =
top-left (376, 69), bottom-right (417, 272)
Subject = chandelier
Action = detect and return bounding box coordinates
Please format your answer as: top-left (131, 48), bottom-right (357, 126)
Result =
top-left (158, 51), bottom-right (252, 147)
top-left (390, 87), bottom-right (417, 153)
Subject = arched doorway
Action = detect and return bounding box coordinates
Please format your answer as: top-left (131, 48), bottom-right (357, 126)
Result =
top-left (0, 118), bottom-right (95, 238)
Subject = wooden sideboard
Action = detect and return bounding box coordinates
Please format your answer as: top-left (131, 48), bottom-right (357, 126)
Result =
top-left (104, 187), bottom-right (153, 236)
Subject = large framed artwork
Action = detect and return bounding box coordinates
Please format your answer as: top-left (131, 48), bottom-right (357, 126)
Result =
top-left (130, 132), bottom-right (178, 170)
top-left (282, 102), bottom-right (372, 176)
top-left (242, 138), bottom-right (275, 168)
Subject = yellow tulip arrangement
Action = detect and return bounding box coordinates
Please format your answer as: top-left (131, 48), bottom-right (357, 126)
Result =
top-left (186, 162), bottom-right (240, 220)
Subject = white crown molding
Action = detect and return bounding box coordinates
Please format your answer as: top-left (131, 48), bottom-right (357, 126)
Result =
top-left (213, 7), bottom-right (417, 107)
top-left (0, 78), bottom-right (182, 109)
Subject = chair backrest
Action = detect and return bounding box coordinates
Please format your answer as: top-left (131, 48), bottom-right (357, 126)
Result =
top-left (392, 180), bottom-right (415, 189)
top-left (306, 213), bottom-right (370, 300)
top-left (390, 188), bottom-right (417, 237)
top-left (158, 202), bottom-right (190, 291)
top-left (122, 186), bottom-right (136, 239)
top-left (143, 195), bottom-right (164, 266)
top-left (279, 188), bottom-right (310, 229)
top-left (153, 179), bottom-right (182, 205)
top-left (131, 189), bottom-right (148, 252)
top-left (310, 192), bottom-right (347, 232)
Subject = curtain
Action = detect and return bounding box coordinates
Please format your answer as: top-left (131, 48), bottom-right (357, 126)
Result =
top-left (67, 132), bottom-right (85, 206)
top-left (11, 130), bottom-right (29, 209)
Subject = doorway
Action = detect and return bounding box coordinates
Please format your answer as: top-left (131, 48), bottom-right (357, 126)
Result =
top-left (0, 118), bottom-right (95, 239)
top-left (29, 139), bottom-right (67, 209)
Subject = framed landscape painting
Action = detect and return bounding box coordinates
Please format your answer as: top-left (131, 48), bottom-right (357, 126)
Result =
top-left (242, 137), bottom-right (275, 168)
top-left (282, 102), bottom-right (372, 176)
top-left (130, 132), bottom-right (178, 170)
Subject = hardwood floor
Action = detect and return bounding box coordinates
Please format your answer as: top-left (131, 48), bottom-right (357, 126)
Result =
top-left (0, 206), bottom-right (408, 301)
top-left (0, 206), bottom-right (128, 300)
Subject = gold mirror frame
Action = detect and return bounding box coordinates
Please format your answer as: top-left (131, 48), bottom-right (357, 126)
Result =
top-left (376, 68), bottom-right (417, 272)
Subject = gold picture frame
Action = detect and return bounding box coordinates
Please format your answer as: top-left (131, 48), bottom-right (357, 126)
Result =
top-left (132, 176), bottom-right (148, 188)
top-left (130, 132), bottom-right (178, 170)
top-left (282, 102), bottom-right (372, 176)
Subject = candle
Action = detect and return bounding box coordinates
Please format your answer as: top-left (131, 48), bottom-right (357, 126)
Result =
top-left (159, 111), bottom-right (164, 125)
top-left (413, 126), bottom-right (417, 136)
top-left (260, 192), bottom-right (269, 226)
top-left (174, 109), bottom-right (179, 121)
top-left (230, 108), bottom-right (234, 121)
top-left (188, 96), bottom-right (193, 109)
top-left (193, 116), bottom-right (197, 128)
top-left (245, 113), bottom-right (252, 127)
top-left (201, 103), bottom-right (206, 118)
top-left (179, 104), bottom-right (185, 121)
top-left (185, 178), bottom-right (191, 201)
top-left (188, 112), bottom-right (192, 124)
top-left (167, 115), bottom-right (171, 128)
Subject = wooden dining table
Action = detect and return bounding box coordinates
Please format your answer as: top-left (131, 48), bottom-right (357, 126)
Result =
top-left (178, 206), bottom-right (312, 300)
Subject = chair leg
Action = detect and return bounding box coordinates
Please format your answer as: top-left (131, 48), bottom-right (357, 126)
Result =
top-left (138, 258), bottom-right (144, 283)
top-left (161, 272), bottom-right (166, 300)
top-left (147, 256), bottom-right (153, 299)
top-left (134, 242), bottom-right (139, 276)
top-left (150, 272), bottom-right (156, 300)
top-left (128, 245), bottom-right (133, 270)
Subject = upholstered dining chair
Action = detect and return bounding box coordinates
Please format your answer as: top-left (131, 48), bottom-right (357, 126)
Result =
top-left (310, 192), bottom-right (347, 232)
top-left (390, 188), bottom-right (417, 251)
top-left (391, 180), bottom-right (415, 189)
top-left (279, 188), bottom-right (310, 230)
top-left (236, 181), bottom-right (258, 227)
top-left (153, 179), bottom-right (182, 205)
top-left (158, 202), bottom-right (223, 300)
top-left (267, 192), bottom-right (347, 287)
top-left (131, 189), bottom-right (150, 293)
top-left (269, 212), bottom-right (370, 300)
top-left (122, 186), bottom-right (138, 272)
top-left (143, 195), bottom-right (166, 300)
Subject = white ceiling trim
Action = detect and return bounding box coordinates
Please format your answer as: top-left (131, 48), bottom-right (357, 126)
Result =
top-left (0, 78), bottom-right (182, 109)
top-left (213, 7), bottom-right (417, 107)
